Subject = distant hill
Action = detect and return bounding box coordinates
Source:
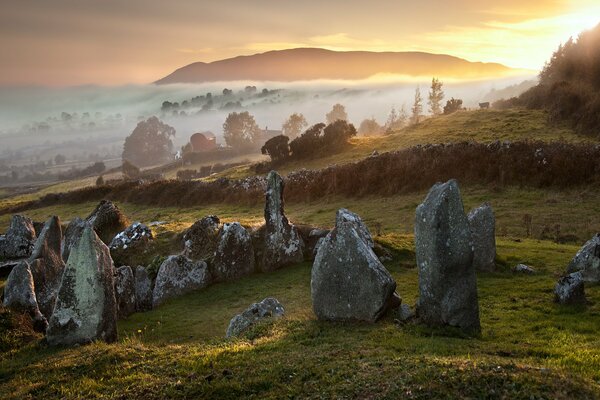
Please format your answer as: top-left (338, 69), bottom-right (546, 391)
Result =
top-left (155, 48), bottom-right (519, 84)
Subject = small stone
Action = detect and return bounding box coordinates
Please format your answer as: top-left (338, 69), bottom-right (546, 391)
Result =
top-left (566, 234), bottom-right (600, 284)
top-left (513, 264), bottom-right (536, 274)
top-left (226, 297), bottom-right (285, 337)
top-left (398, 303), bottom-right (414, 322)
top-left (554, 272), bottom-right (586, 305)
top-left (152, 255), bottom-right (210, 307)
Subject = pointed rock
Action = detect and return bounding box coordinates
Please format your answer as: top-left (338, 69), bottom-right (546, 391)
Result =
top-left (46, 226), bottom-right (117, 346)
top-left (115, 266), bottom-right (136, 318)
top-left (3, 261), bottom-right (48, 332)
top-left (28, 216), bottom-right (65, 320)
top-left (415, 180), bottom-right (480, 334)
top-left (336, 208), bottom-right (374, 248)
top-left (566, 234), bottom-right (600, 284)
top-left (468, 203), bottom-right (496, 271)
top-left (0, 215), bottom-right (37, 260)
top-left (261, 171), bottom-right (304, 272)
top-left (62, 217), bottom-right (86, 262)
top-left (311, 209), bottom-right (397, 322)
top-left (152, 255), bottom-right (210, 307)
top-left (212, 222), bottom-right (255, 283)
top-left (85, 200), bottom-right (130, 244)
top-left (134, 265), bottom-right (153, 312)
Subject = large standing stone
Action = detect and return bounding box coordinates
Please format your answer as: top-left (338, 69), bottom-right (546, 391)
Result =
top-left (468, 203), bottom-right (496, 272)
top-left (2, 261), bottom-right (48, 332)
top-left (183, 215), bottom-right (220, 261)
top-left (46, 226), bottom-right (118, 346)
top-left (261, 171), bottom-right (304, 272)
top-left (85, 200), bottom-right (130, 245)
top-left (226, 297), bottom-right (285, 338)
top-left (212, 222), bottom-right (255, 283)
top-left (415, 180), bottom-right (480, 334)
top-left (28, 216), bottom-right (66, 320)
top-left (152, 255), bottom-right (210, 307)
top-left (566, 234), bottom-right (600, 284)
top-left (0, 215), bottom-right (36, 260)
top-left (555, 272), bottom-right (586, 305)
top-left (109, 222), bottom-right (154, 267)
top-left (336, 208), bottom-right (374, 248)
top-left (115, 266), bottom-right (136, 318)
top-left (134, 265), bottom-right (153, 312)
top-left (311, 208), bottom-right (397, 322)
top-left (61, 217), bottom-right (86, 262)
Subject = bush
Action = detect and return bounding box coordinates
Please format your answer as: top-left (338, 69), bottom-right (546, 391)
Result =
top-left (443, 98), bottom-right (463, 115)
top-left (289, 121), bottom-right (356, 160)
top-left (261, 135), bottom-right (290, 164)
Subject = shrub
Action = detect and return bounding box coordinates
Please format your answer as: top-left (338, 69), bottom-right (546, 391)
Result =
top-left (261, 135), bottom-right (290, 164)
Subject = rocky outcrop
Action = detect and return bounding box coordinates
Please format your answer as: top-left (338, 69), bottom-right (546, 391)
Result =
top-left (183, 215), bottom-right (220, 261)
top-left (85, 200), bottom-right (130, 245)
top-left (134, 265), bottom-right (153, 312)
top-left (566, 234), bottom-right (600, 284)
top-left (212, 222), bottom-right (255, 283)
top-left (28, 216), bottom-right (65, 320)
top-left (415, 180), bottom-right (480, 334)
top-left (261, 171), bottom-right (304, 272)
top-left (311, 208), bottom-right (397, 322)
top-left (152, 255), bottom-right (210, 307)
top-left (554, 272), bottom-right (586, 305)
top-left (0, 215), bottom-right (36, 260)
top-left (226, 297), bottom-right (285, 337)
top-left (46, 226), bottom-right (118, 346)
top-left (468, 203), bottom-right (496, 272)
top-left (109, 222), bottom-right (154, 267)
top-left (61, 217), bottom-right (86, 262)
top-left (115, 266), bottom-right (136, 318)
top-left (2, 261), bottom-right (48, 332)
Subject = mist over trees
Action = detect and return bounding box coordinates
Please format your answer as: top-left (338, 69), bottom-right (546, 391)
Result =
top-left (326, 104), bottom-right (348, 124)
top-left (223, 111), bottom-right (262, 151)
top-left (282, 113), bottom-right (308, 139)
top-left (410, 87), bottom-right (423, 125)
top-left (428, 78), bottom-right (445, 115)
top-left (358, 117), bottom-right (383, 136)
top-left (122, 116), bottom-right (175, 167)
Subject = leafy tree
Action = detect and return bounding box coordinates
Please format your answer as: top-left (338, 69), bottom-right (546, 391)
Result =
top-left (96, 175), bottom-right (105, 186)
top-left (282, 113), bottom-right (308, 139)
top-left (443, 98), bottom-right (464, 114)
top-left (358, 118), bottom-right (383, 136)
top-left (428, 78), bottom-right (445, 115)
top-left (261, 135), bottom-right (290, 164)
top-left (122, 159), bottom-right (141, 179)
top-left (54, 154), bottom-right (66, 165)
top-left (222, 88), bottom-right (233, 96)
top-left (410, 87), bottom-right (423, 125)
top-left (122, 116), bottom-right (175, 167)
top-left (223, 111), bottom-right (261, 151)
top-left (289, 123), bottom-right (325, 159)
top-left (326, 104), bottom-right (348, 124)
top-left (322, 120), bottom-right (357, 148)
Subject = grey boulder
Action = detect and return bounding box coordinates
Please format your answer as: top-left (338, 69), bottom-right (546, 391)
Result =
top-left (85, 200), bottom-right (130, 244)
top-left (513, 264), bottom-right (536, 274)
top-left (554, 272), bottom-right (586, 305)
top-left (46, 226), bottom-right (118, 346)
top-left (566, 234), bottom-right (600, 284)
top-left (152, 255), bottom-right (210, 307)
top-left (109, 222), bottom-right (154, 267)
top-left (311, 208), bottom-right (397, 322)
top-left (212, 222), bottom-right (255, 283)
top-left (2, 261), bottom-right (48, 332)
top-left (261, 171), bottom-right (304, 272)
top-left (183, 215), bottom-right (220, 261)
top-left (0, 215), bottom-right (36, 260)
top-left (415, 180), bottom-right (480, 334)
top-left (134, 265), bottom-right (153, 312)
top-left (115, 266), bottom-right (136, 318)
top-left (336, 208), bottom-right (374, 248)
top-left (226, 297), bottom-right (285, 337)
top-left (468, 203), bottom-right (496, 271)
top-left (61, 217), bottom-right (86, 262)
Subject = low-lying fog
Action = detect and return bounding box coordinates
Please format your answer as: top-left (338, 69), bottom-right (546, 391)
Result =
top-left (0, 75), bottom-right (535, 177)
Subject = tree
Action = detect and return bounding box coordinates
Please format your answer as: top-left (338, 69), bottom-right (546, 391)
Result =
top-left (222, 111), bottom-right (261, 151)
top-left (282, 113), bottom-right (308, 139)
top-left (326, 104), bottom-right (348, 124)
top-left (428, 78), bottom-right (445, 115)
top-left (122, 116), bottom-right (175, 167)
top-left (261, 135), bottom-right (290, 164)
top-left (443, 98), bottom-right (464, 114)
top-left (289, 123), bottom-right (325, 159)
top-left (358, 118), bottom-right (383, 136)
top-left (322, 120), bottom-right (357, 148)
top-left (410, 87), bottom-right (423, 125)
top-left (54, 154), bottom-right (66, 165)
top-left (96, 175), bottom-right (105, 186)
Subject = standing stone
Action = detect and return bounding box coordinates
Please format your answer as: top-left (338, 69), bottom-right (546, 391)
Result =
top-left (0, 215), bottom-right (37, 260)
top-left (46, 226), bottom-right (118, 346)
top-left (183, 215), bottom-right (220, 261)
top-left (85, 200), bottom-right (130, 245)
top-left (415, 180), bottom-right (480, 334)
top-left (311, 208), bottom-right (397, 322)
top-left (336, 208), bottom-right (374, 248)
top-left (2, 261), bottom-right (48, 332)
top-left (468, 203), bottom-right (496, 272)
top-left (261, 171), bottom-right (304, 272)
top-left (115, 266), bottom-right (136, 318)
top-left (28, 216), bottom-right (66, 320)
top-left (152, 255), bottom-right (210, 307)
top-left (566, 234), bottom-right (600, 284)
top-left (226, 297), bottom-right (285, 338)
top-left (555, 272), bottom-right (586, 305)
top-left (212, 222), bottom-right (255, 283)
top-left (62, 217), bottom-right (86, 262)
top-left (109, 222), bottom-right (154, 267)
top-left (134, 265), bottom-right (153, 312)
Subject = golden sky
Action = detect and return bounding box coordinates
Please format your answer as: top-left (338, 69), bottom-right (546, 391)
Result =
top-left (0, 0), bottom-right (598, 86)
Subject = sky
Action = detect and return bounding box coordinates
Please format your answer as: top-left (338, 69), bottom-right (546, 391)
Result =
top-left (0, 0), bottom-right (599, 86)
